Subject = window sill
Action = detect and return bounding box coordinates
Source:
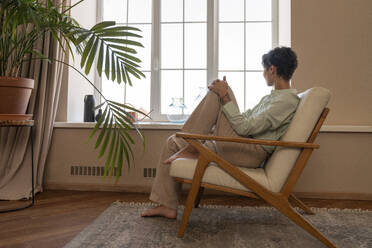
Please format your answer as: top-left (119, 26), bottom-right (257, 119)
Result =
top-left (53, 122), bottom-right (372, 133)
top-left (54, 121), bottom-right (183, 130)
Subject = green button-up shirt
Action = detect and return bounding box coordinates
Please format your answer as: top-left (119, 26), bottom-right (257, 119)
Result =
top-left (222, 89), bottom-right (300, 154)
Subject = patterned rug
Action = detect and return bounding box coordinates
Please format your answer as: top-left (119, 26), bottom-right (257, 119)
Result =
top-left (64, 202), bottom-right (372, 248)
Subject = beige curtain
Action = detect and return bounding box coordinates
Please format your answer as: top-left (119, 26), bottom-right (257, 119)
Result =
top-left (0, 0), bottom-right (69, 200)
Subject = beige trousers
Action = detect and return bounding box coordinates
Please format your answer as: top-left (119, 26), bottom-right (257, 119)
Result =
top-left (149, 88), bottom-right (268, 209)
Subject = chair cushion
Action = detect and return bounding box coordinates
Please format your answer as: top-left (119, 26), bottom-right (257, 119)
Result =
top-left (264, 87), bottom-right (331, 192)
top-left (169, 158), bottom-right (270, 192)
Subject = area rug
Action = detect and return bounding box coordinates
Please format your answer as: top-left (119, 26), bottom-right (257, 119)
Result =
top-left (64, 202), bottom-right (372, 248)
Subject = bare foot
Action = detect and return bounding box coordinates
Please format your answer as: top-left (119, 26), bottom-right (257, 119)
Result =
top-left (141, 205), bottom-right (177, 219)
top-left (164, 145), bottom-right (199, 164)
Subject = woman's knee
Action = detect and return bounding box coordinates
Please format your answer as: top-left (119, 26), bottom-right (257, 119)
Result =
top-left (205, 90), bottom-right (219, 101)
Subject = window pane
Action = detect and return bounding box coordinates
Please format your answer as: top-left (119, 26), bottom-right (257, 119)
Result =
top-left (161, 0), bottom-right (183, 22)
top-left (161, 24), bottom-right (183, 69)
top-left (219, 0), bottom-right (244, 22)
top-left (102, 78), bottom-right (124, 103)
top-left (184, 70), bottom-right (207, 114)
top-left (185, 23), bottom-right (207, 69)
top-left (185, 0), bottom-right (207, 22)
top-left (161, 70), bottom-right (183, 113)
top-left (246, 0), bottom-right (272, 21)
top-left (131, 24), bottom-right (151, 71)
top-left (245, 72), bottom-right (271, 110)
top-left (103, 0), bottom-right (127, 23)
top-left (246, 23), bottom-right (272, 70)
top-left (125, 72), bottom-right (151, 115)
top-left (218, 72), bottom-right (245, 111)
top-left (219, 23), bottom-right (245, 70)
top-left (128, 0), bottom-right (152, 23)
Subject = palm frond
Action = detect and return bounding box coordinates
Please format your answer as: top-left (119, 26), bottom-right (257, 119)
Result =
top-left (70, 21), bottom-right (144, 83)
top-left (90, 100), bottom-right (147, 181)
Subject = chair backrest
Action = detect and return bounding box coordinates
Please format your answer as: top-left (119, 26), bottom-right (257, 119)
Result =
top-left (264, 87), bottom-right (331, 192)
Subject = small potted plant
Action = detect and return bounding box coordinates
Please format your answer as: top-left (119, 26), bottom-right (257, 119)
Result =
top-left (0, 0), bottom-right (148, 179)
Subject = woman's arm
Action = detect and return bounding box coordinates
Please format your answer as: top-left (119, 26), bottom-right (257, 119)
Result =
top-left (222, 97), bottom-right (299, 136)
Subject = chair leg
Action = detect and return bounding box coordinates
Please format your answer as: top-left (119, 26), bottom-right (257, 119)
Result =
top-left (178, 157), bottom-right (209, 238)
top-left (273, 199), bottom-right (336, 248)
top-left (194, 187), bottom-right (205, 208)
top-left (289, 194), bottom-right (314, 215)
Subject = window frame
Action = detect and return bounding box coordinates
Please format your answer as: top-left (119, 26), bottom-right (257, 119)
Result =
top-left (96, 0), bottom-right (279, 122)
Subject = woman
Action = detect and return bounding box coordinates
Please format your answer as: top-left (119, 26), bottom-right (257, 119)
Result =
top-left (141, 47), bottom-right (299, 219)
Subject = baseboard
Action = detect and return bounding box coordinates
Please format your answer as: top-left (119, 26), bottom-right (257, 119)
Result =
top-left (44, 182), bottom-right (153, 194)
top-left (44, 182), bottom-right (372, 201)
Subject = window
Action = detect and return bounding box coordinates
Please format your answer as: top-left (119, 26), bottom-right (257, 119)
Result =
top-left (161, 0), bottom-right (207, 115)
top-left (101, 0), bottom-right (152, 115)
top-left (99, 0), bottom-right (278, 121)
top-left (218, 0), bottom-right (274, 111)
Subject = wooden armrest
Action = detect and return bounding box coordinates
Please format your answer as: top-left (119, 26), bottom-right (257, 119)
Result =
top-left (176, 132), bottom-right (319, 149)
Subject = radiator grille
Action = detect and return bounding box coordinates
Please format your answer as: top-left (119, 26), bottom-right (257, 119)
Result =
top-left (143, 168), bottom-right (156, 178)
top-left (70, 166), bottom-right (121, 176)
top-left (70, 166), bottom-right (155, 178)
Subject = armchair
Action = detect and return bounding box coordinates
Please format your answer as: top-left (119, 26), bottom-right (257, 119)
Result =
top-left (169, 87), bottom-right (336, 247)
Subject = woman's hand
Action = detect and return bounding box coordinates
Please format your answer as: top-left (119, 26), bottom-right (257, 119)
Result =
top-left (208, 76), bottom-right (228, 97)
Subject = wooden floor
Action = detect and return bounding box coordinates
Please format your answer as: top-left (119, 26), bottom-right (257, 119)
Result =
top-left (1, 190), bottom-right (372, 248)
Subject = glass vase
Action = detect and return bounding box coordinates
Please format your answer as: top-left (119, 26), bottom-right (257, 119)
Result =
top-left (166, 97), bottom-right (187, 123)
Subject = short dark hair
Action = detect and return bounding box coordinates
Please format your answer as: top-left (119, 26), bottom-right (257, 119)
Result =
top-left (262, 47), bottom-right (298, 81)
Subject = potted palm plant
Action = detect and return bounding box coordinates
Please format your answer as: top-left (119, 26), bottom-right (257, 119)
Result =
top-left (0, 0), bottom-right (148, 180)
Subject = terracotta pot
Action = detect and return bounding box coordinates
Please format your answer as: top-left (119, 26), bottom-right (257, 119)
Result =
top-left (0, 77), bottom-right (34, 114)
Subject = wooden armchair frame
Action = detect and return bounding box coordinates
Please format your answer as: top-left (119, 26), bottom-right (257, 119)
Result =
top-left (173, 108), bottom-right (337, 248)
